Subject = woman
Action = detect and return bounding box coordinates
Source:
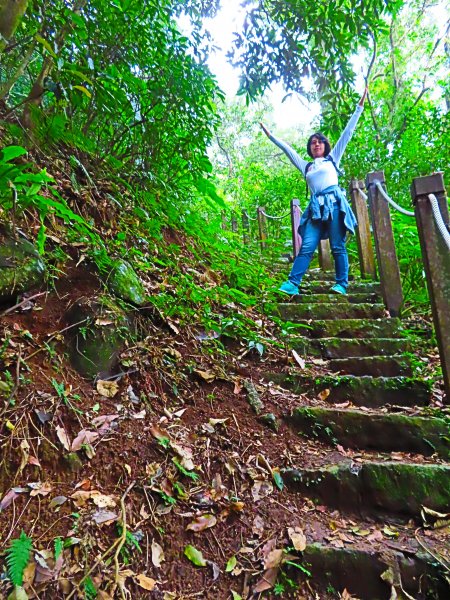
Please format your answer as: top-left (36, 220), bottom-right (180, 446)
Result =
top-left (260, 87), bottom-right (367, 296)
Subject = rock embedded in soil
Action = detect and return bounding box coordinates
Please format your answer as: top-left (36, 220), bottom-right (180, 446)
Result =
top-left (0, 233), bottom-right (45, 302)
top-left (259, 412), bottom-right (280, 431)
top-left (64, 295), bottom-right (132, 379)
top-left (104, 259), bottom-right (147, 306)
top-left (300, 543), bottom-right (448, 600)
top-left (283, 461), bottom-right (450, 517)
top-left (288, 407), bottom-right (450, 458)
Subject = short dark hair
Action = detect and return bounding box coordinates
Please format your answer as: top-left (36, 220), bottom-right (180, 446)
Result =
top-left (306, 132), bottom-right (331, 158)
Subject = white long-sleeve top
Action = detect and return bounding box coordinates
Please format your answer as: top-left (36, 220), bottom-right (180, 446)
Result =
top-left (268, 105), bottom-right (363, 195)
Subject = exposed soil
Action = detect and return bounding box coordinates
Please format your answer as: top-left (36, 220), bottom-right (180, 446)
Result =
top-left (1, 258), bottom-right (448, 600)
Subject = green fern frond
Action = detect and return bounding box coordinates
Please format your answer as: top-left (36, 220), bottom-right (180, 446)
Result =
top-left (5, 531), bottom-right (33, 586)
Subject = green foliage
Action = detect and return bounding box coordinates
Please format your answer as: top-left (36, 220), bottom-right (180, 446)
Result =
top-left (5, 531), bottom-right (33, 586)
top-left (83, 576), bottom-right (97, 600)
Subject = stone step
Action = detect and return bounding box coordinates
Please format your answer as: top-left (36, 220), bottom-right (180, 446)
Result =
top-left (291, 337), bottom-right (409, 359)
top-left (301, 281), bottom-right (381, 294)
top-left (303, 269), bottom-right (338, 281)
top-left (329, 355), bottom-right (413, 377)
top-left (277, 302), bottom-right (386, 321)
top-left (294, 292), bottom-right (381, 304)
top-left (292, 318), bottom-right (403, 338)
top-left (287, 407), bottom-right (450, 458)
top-left (283, 461), bottom-right (450, 518)
top-left (299, 543), bottom-right (448, 600)
top-left (265, 373), bottom-right (431, 407)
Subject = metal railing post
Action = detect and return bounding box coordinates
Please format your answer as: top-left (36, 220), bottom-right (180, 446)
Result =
top-left (366, 171), bottom-right (403, 316)
top-left (410, 173), bottom-right (450, 403)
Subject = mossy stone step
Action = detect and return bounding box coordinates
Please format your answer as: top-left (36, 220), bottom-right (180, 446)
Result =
top-left (277, 302), bottom-right (386, 321)
top-left (302, 269), bottom-right (337, 281)
top-left (291, 337), bottom-right (409, 359)
top-left (328, 355), bottom-right (413, 377)
top-left (301, 281), bottom-right (381, 294)
top-left (293, 318), bottom-right (402, 339)
top-left (301, 544), bottom-right (448, 600)
top-left (288, 407), bottom-right (450, 458)
top-left (283, 461), bottom-right (450, 517)
top-left (294, 292), bottom-right (380, 304)
top-left (265, 373), bottom-right (431, 407)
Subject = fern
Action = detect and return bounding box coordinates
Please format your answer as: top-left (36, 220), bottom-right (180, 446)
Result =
top-left (5, 531), bottom-right (33, 586)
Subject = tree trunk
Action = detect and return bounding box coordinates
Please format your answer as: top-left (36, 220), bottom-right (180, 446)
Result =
top-left (0, 0), bottom-right (29, 52)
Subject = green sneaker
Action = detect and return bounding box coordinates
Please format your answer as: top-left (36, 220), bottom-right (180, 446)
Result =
top-left (330, 283), bottom-right (347, 295)
top-left (279, 281), bottom-right (299, 295)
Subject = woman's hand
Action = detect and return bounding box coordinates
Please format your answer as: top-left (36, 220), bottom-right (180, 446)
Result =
top-left (259, 122), bottom-right (271, 137)
top-left (358, 86), bottom-right (368, 106)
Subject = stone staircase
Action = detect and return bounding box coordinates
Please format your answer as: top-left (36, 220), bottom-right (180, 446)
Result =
top-left (266, 269), bottom-right (450, 598)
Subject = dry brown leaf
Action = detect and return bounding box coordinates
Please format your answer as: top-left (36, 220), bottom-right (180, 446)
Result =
top-left (186, 514), bottom-right (217, 532)
top-left (29, 481), bottom-right (53, 497)
top-left (70, 490), bottom-right (116, 508)
top-left (318, 388), bottom-right (331, 401)
top-left (55, 426), bottom-right (71, 451)
top-left (264, 549), bottom-right (284, 569)
top-left (288, 526), bottom-right (307, 551)
top-left (194, 369), bottom-right (215, 383)
top-left (135, 574), bottom-right (156, 591)
top-left (96, 380), bottom-right (119, 398)
top-left (251, 480), bottom-right (273, 502)
top-left (71, 429), bottom-right (99, 452)
top-left (151, 540), bottom-right (165, 568)
top-left (252, 567), bottom-right (279, 593)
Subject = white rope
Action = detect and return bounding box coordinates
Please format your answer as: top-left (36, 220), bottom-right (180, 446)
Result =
top-left (242, 210), bottom-right (257, 221)
top-left (356, 186), bottom-right (368, 200)
top-left (374, 180), bottom-right (415, 216)
top-left (259, 209), bottom-right (290, 220)
top-left (428, 194), bottom-right (450, 251)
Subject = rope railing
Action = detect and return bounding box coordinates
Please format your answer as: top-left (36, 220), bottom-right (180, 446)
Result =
top-left (429, 193), bottom-right (450, 251)
top-left (356, 186), bottom-right (368, 201)
top-left (373, 180), bottom-right (415, 217)
top-left (259, 209), bottom-right (290, 220)
top-left (242, 210), bottom-right (257, 221)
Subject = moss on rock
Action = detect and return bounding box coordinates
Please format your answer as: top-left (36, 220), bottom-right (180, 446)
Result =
top-left (0, 235), bottom-right (45, 301)
top-left (104, 259), bottom-right (146, 306)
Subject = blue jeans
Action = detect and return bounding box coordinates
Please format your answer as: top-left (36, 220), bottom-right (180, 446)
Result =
top-left (288, 203), bottom-right (349, 288)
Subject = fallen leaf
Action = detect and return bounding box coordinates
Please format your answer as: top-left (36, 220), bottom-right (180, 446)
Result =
top-left (288, 526), bottom-right (306, 551)
top-left (96, 380), bottom-right (119, 398)
top-left (55, 426), bottom-right (71, 451)
top-left (49, 496), bottom-right (68, 509)
top-left (184, 545), bottom-right (207, 567)
top-left (91, 509), bottom-right (118, 525)
top-left (0, 489), bottom-right (19, 511)
top-left (264, 548), bottom-right (284, 570)
top-left (186, 514), bottom-right (217, 532)
top-left (292, 349), bottom-right (305, 369)
top-left (71, 429), bottom-right (99, 452)
top-left (252, 567), bottom-right (279, 593)
top-left (135, 574), bottom-right (156, 591)
top-left (29, 481), bottom-right (53, 497)
top-left (252, 480), bottom-right (273, 502)
top-left (151, 541), bottom-right (165, 568)
top-left (318, 388), bottom-right (331, 401)
top-left (226, 556), bottom-right (237, 572)
top-left (194, 369), bottom-right (215, 383)
top-left (252, 515), bottom-right (265, 538)
top-left (91, 414), bottom-right (119, 434)
top-left (70, 490), bottom-right (116, 508)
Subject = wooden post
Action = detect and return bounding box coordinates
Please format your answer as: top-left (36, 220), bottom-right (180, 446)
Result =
top-left (221, 211), bottom-right (227, 231)
top-left (366, 171), bottom-right (403, 316)
top-left (257, 207), bottom-right (268, 251)
top-left (231, 214), bottom-right (238, 233)
top-left (318, 240), bottom-right (332, 271)
top-left (290, 198), bottom-right (302, 258)
top-left (242, 211), bottom-right (250, 245)
top-left (350, 179), bottom-right (377, 279)
top-left (410, 173), bottom-right (450, 403)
